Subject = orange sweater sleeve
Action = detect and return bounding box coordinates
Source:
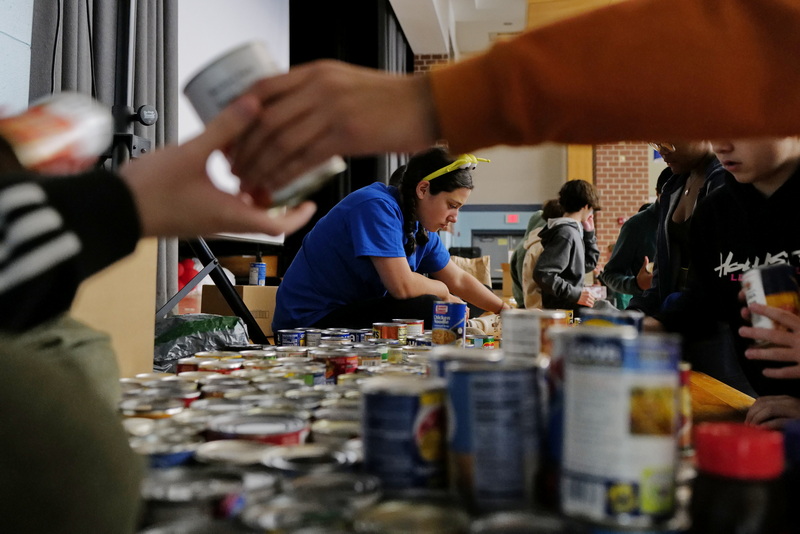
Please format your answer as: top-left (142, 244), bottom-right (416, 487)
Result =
top-left (429, 0), bottom-right (800, 153)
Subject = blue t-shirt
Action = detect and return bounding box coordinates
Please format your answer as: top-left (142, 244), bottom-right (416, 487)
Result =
top-left (273, 183), bottom-right (451, 330)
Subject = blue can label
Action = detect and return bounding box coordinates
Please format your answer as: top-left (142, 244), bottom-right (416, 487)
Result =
top-left (432, 302), bottom-right (467, 346)
top-left (362, 382), bottom-right (446, 490)
top-left (248, 262), bottom-right (266, 286)
top-left (277, 329), bottom-right (305, 346)
top-left (447, 362), bottom-right (539, 512)
top-left (559, 328), bottom-right (680, 526)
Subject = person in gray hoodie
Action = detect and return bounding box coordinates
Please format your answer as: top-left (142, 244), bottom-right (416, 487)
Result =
top-left (533, 179), bottom-right (601, 315)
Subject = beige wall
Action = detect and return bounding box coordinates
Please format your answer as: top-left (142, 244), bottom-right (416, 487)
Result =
top-left (70, 238), bottom-right (158, 379)
top-left (467, 144), bottom-right (567, 205)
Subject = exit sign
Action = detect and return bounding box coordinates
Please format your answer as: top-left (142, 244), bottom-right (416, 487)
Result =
top-left (505, 214), bottom-right (519, 224)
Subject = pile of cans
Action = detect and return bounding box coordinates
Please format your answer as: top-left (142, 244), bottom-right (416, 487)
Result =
top-left (122, 307), bottom-right (690, 533)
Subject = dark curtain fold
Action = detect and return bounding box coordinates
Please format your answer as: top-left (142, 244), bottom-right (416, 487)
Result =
top-left (30, 0), bottom-right (178, 312)
top-left (378, 0), bottom-right (412, 182)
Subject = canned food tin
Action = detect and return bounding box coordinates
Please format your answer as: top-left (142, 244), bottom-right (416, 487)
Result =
top-left (354, 347), bottom-right (383, 367)
top-left (427, 346), bottom-right (503, 378)
top-left (207, 413), bottom-right (309, 445)
top-left (321, 329), bottom-right (354, 342)
top-left (394, 318), bottom-right (425, 337)
top-left (275, 346), bottom-right (309, 358)
top-left (239, 349), bottom-right (278, 360)
top-left (581, 309), bottom-right (646, 332)
top-left (194, 351), bottom-right (241, 360)
top-left (300, 328), bottom-right (324, 347)
top-left (176, 357), bottom-right (208, 373)
top-left (249, 261), bottom-right (266, 286)
top-left (557, 327), bottom-right (680, 526)
top-left (311, 419), bottom-right (362, 446)
top-left (120, 397), bottom-right (184, 419)
top-left (183, 41), bottom-right (347, 208)
top-left (310, 348), bottom-right (359, 385)
top-left (742, 263), bottom-right (800, 333)
top-left (408, 335), bottom-right (433, 347)
top-left (277, 329), bottom-right (306, 346)
top-left (373, 322), bottom-right (408, 345)
top-left (466, 334), bottom-right (496, 349)
top-left (502, 309), bottom-right (569, 358)
top-left (361, 376), bottom-right (447, 490)
top-left (261, 443), bottom-right (350, 477)
top-left (353, 500), bottom-right (470, 534)
top-left (470, 511), bottom-right (567, 533)
top-left (198, 360), bottom-right (243, 374)
top-left (286, 472), bottom-right (382, 512)
top-left (275, 363), bottom-right (327, 386)
top-left (447, 360), bottom-right (539, 512)
top-left (677, 361), bottom-right (693, 457)
top-left (431, 302), bottom-right (467, 346)
top-left (194, 439), bottom-right (274, 466)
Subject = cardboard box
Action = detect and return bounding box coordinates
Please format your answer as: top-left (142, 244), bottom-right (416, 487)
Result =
top-left (201, 284), bottom-right (278, 337)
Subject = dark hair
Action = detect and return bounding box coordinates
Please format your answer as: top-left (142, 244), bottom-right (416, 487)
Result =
top-left (399, 147), bottom-right (474, 256)
top-left (388, 164), bottom-right (406, 187)
top-left (656, 166), bottom-right (673, 195)
top-left (541, 198), bottom-right (564, 221)
top-left (558, 179), bottom-right (601, 213)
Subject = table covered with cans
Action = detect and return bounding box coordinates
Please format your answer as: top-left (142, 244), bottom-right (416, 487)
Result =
top-left (122, 307), bottom-right (697, 534)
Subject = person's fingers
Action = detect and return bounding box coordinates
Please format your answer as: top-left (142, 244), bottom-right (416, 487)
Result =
top-left (744, 344), bottom-right (798, 362)
top-left (739, 324), bottom-right (795, 346)
top-left (205, 199), bottom-right (316, 237)
top-left (761, 364), bottom-right (800, 380)
top-left (759, 417), bottom-right (791, 430)
top-left (188, 95), bottom-right (260, 158)
top-left (749, 302), bottom-right (800, 330)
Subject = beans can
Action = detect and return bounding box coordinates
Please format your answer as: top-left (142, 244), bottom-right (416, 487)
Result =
top-left (431, 302), bottom-right (467, 346)
top-left (361, 376), bottom-right (447, 490)
top-left (277, 329), bottom-right (306, 346)
top-left (395, 318), bottom-right (425, 337)
top-left (447, 359), bottom-right (539, 512)
top-left (373, 322), bottom-right (408, 345)
top-left (557, 327), bottom-right (680, 527)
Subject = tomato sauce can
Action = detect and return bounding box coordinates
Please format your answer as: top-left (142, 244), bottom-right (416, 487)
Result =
top-left (447, 359), bottom-right (539, 512)
top-left (557, 327), bottom-right (680, 527)
top-left (431, 302), bottom-right (467, 346)
top-left (361, 376), bottom-right (448, 490)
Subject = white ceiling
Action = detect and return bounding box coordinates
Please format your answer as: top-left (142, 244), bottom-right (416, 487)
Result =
top-left (390, 0), bottom-right (627, 59)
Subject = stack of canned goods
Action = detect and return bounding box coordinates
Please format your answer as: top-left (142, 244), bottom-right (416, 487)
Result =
top-left (124, 308), bottom-right (690, 533)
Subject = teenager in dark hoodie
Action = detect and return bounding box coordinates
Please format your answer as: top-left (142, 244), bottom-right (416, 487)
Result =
top-left (533, 179), bottom-right (601, 315)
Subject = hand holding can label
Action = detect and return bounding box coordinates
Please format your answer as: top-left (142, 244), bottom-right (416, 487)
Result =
top-left (183, 41), bottom-right (346, 207)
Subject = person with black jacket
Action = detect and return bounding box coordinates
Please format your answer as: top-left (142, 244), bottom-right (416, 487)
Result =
top-left (659, 137), bottom-right (800, 427)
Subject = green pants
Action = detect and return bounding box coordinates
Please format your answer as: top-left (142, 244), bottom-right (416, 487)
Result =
top-left (0, 316), bottom-right (143, 532)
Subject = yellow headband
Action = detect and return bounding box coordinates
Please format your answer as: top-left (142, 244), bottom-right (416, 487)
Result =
top-left (421, 154), bottom-right (490, 182)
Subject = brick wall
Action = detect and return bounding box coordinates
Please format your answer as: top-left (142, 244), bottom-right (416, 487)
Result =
top-left (594, 142), bottom-right (651, 270)
top-left (414, 54), bottom-right (451, 74)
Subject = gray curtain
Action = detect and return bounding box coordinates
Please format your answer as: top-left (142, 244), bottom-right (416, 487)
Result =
top-left (29, 0), bottom-right (179, 312)
top-left (377, 0), bottom-right (410, 182)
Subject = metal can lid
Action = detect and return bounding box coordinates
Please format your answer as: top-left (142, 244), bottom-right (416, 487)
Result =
top-left (360, 375), bottom-right (445, 395)
top-left (208, 412), bottom-right (307, 436)
top-left (470, 511), bottom-right (567, 533)
top-left (261, 443), bottom-right (349, 474)
top-left (353, 500), bottom-right (470, 534)
top-left (287, 472), bottom-right (381, 510)
top-left (194, 438), bottom-right (273, 466)
top-left (141, 466), bottom-right (245, 502)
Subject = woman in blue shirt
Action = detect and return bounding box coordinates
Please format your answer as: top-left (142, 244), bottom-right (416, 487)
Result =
top-left (273, 147), bottom-right (508, 330)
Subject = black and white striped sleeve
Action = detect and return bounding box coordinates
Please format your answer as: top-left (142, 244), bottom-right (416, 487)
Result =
top-left (0, 170), bottom-right (141, 331)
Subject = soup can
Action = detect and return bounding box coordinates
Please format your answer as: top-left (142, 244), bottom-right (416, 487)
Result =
top-left (301, 328), bottom-right (324, 347)
top-left (361, 376), bottom-right (447, 490)
top-left (394, 318), bottom-right (425, 337)
top-left (558, 327), bottom-right (680, 527)
top-left (431, 302), bottom-right (467, 346)
top-left (310, 348), bottom-right (359, 385)
top-left (447, 359), bottom-right (539, 512)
